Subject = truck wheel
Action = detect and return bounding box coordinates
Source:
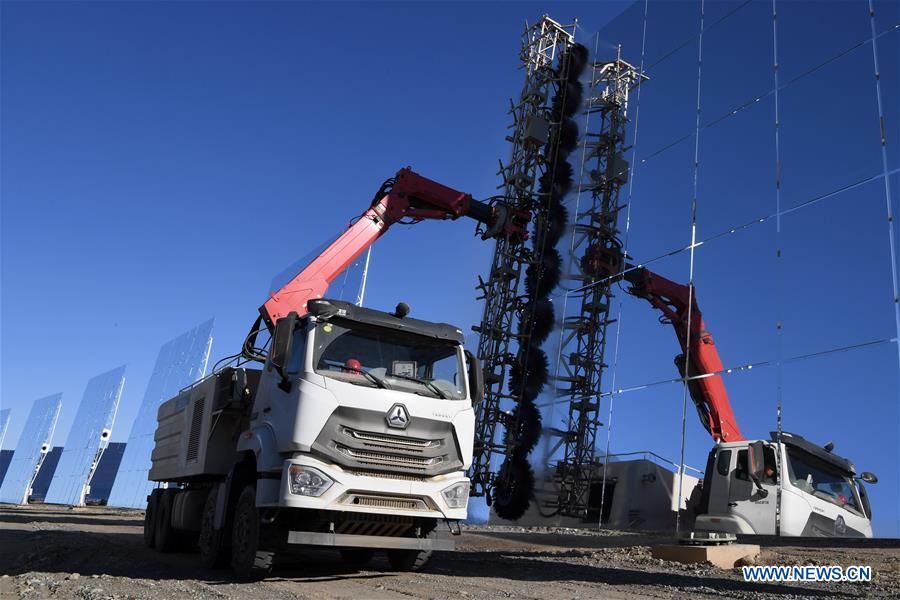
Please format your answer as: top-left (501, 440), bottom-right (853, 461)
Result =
top-left (154, 488), bottom-right (178, 553)
top-left (386, 548), bottom-right (432, 572)
top-left (143, 490), bottom-right (159, 548)
top-left (339, 548), bottom-right (374, 566)
top-left (230, 485), bottom-right (273, 580)
top-left (199, 488), bottom-right (226, 568)
top-left (179, 529), bottom-right (200, 552)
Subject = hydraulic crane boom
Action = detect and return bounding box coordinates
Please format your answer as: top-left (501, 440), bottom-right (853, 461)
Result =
top-left (624, 267), bottom-right (745, 443)
top-left (259, 167), bottom-right (528, 330)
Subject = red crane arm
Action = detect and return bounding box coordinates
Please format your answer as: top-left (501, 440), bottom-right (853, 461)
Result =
top-left (624, 267), bottom-right (746, 443)
top-left (259, 167), bottom-right (527, 329)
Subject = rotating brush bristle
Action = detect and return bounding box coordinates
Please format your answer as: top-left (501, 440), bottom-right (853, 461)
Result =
top-left (545, 200), bottom-right (569, 248)
top-left (506, 400), bottom-right (542, 455)
top-left (552, 80), bottom-right (584, 120)
top-left (548, 159), bottom-right (574, 194)
top-left (540, 166), bottom-right (574, 201)
top-left (526, 297), bottom-right (555, 346)
top-left (561, 43), bottom-right (589, 82)
top-left (524, 248), bottom-right (562, 299)
top-left (491, 454), bottom-right (535, 521)
top-left (558, 118), bottom-right (579, 155)
top-left (507, 347), bottom-right (549, 403)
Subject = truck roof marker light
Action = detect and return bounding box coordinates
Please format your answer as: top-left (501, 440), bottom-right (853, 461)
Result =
top-left (308, 299), bottom-right (341, 319)
top-left (392, 303), bottom-right (410, 319)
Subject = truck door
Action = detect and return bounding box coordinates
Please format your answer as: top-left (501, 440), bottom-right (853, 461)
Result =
top-left (727, 445), bottom-right (777, 534)
top-left (253, 325), bottom-right (308, 446)
top-left (705, 448), bottom-right (734, 515)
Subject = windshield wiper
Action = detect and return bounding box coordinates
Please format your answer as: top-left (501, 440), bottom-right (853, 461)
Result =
top-left (342, 366), bottom-right (390, 390)
top-left (388, 373), bottom-right (448, 399)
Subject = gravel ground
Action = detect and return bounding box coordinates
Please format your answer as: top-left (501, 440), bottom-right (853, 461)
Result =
top-left (1, 504), bottom-right (898, 599)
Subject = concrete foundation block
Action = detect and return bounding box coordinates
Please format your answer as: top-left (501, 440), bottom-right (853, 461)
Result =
top-left (651, 543), bottom-right (760, 569)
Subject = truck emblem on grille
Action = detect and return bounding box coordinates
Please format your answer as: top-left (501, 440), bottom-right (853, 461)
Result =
top-left (386, 403), bottom-right (410, 429)
top-left (834, 515), bottom-right (846, 535)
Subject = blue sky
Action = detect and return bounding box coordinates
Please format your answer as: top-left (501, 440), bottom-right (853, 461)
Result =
top-left (2, 1), bottom-right (898, 535)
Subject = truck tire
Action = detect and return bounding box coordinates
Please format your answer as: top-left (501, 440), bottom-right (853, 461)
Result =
top-left (386, 548), bottom-right (432, 572)
top-left (143, 490), bottom-right (159, 548)
top-left (154, 488), bottom-right (178, 553)
top-left (230, 485), bottom-right (273, 580)
top-left (179, 529), bottom-right (200, 552)
top-left (199, 488), bottom-right (227, 568)
top-left (339, 548), bottom-right (374, 566)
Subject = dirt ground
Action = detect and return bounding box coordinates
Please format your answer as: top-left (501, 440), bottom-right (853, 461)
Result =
top-left (1, 504), bottom-right (898, 599)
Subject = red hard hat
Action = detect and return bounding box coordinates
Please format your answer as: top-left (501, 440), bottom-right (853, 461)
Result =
top-left (345, 358), bottom-right (362, 371)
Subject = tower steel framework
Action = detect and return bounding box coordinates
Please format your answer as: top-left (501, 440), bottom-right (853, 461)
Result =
top-left (552, 52), bottom-right (646, 517)
top-left (469, 16), bottom-right (576, 499)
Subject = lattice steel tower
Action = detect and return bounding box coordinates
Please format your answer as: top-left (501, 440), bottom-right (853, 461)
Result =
top-left (553, 51), bottom-right (646, 517)
top-left (469, 16), bottom-right (577, 506)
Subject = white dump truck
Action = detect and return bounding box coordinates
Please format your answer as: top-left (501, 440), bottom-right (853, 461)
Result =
top-left (144, 299), bottom-right (482, 577)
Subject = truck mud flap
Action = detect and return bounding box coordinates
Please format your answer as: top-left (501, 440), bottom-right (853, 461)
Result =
top-left (286, 531), bottom-right (455, 551)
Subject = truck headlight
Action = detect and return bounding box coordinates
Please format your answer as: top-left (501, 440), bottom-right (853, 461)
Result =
top-left (288, 465), bottom-right (333, 497)
top-left (441, 481), bottom-right (470, 509)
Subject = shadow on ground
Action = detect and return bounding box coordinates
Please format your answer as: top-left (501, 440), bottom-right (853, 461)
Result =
top-left (0, 508), bottom-right (857, 598)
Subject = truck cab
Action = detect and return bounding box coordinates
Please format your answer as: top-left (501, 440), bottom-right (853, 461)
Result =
top-left (694, 432), bottom-right (875, 538)
top-left (145, 298), bottom-right (481, 577)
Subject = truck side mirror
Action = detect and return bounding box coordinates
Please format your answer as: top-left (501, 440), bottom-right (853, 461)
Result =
top-left (465, 350), bottom-right (484, 405)
top-left (860, 471), bottom-right (878, 484)
top-left (270, 311), bottom-right (298, 392)
top-left (748, 441), bottom-right (769, 498)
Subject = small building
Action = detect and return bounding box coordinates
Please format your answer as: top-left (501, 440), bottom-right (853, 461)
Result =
top-left (492, 451), bottom-right (702, 531)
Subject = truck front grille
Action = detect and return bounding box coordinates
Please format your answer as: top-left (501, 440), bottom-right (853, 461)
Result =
top-left (342, 427), bottom-right (441, 450)
top-left (311, 406), bottom-right (463, 476)
top-left (335, 444), bottom-right (443, 470)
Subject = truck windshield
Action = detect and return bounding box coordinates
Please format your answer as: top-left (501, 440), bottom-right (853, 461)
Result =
top-left (313, 319), bottom-right (465, 400)
top-left (786, 447), bottom-right (862, 516)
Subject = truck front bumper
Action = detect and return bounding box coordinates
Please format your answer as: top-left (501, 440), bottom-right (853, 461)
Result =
top-left (267, 455), bottom-right (470, 521)
top-left (286, 531), bottom-right (455, 551)
top-left (694, 514), bottom-right (756, 535)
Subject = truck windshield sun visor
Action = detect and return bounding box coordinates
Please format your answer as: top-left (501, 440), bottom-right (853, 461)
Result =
top-left (772, 431), bottom-right (855, 475)
top-left (310, 298), bottom-right (464, 344)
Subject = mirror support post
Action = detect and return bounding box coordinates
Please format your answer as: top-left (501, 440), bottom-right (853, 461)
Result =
top-left (748, 441), bottom-right (769, 498)
top-left (271, 311), bottom-right (299, 392)
top-left (465, 350), bottom-right (484, 405)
